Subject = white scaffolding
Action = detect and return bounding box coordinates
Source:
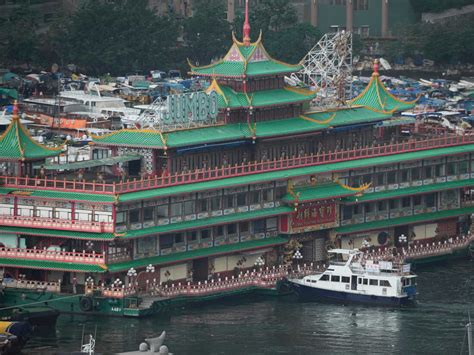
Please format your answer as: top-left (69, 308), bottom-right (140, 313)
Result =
top-left (296, 31), bottom-right (353, 108)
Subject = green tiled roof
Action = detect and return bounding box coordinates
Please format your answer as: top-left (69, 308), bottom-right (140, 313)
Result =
top-left (119, 144), bottom-right (474, 202)
top-left (107, 236), bottom-right (288, 272)
top-left (0, 116), bottom-right (62, 161)
top-left (282, 183), bottom-right (358, 203)
top-left (336, 206), bottom-right (474, 235)
top-left (122, 206), bottom-right (292, 239)
top-left (215, 86), bottom-right (315, 109)
top-left (0, 188), bottom-right (115, 203)
top-left (93, 107), bottom-right (388, 149)
top-left (350, 74), bottom-right (418, 113)
top-left (189, 39), bottom-right (301, 78)
top-left (0, 226), bottom-right (114, 240)
top-left (344, 178), bottom-right (474, 203)
top-left (0, 258), bottom-right (106, 273)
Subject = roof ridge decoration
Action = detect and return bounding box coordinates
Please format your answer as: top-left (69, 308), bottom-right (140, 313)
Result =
top-left (334, 178), bottom-right (372, 195)
top-left (300, 112), bottom-right (336, 125)
top-left (243, 0), bottom-right (251, 46)
top-left (0, 101), bottom-right (63, 161)
top-left (349, 59), bottom-right (419, 113)
top-left (206, 79), bottom-right (229, 106)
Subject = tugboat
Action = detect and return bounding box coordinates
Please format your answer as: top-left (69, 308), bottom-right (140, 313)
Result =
top-left (287, 249), bottom-right (417, 306)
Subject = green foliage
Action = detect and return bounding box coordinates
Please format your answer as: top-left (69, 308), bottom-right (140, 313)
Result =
top-left (410, 0), bottom-right (474, 14)
top-left (1, 2), bottom-right (39, 65)
top-left (53, 0), bottom-right (178, 75)
top-left (233, 0), bottom-right (320, 64)
top-left (183, 0), bottom-right (231, 67)
top-left (383, 14), bottom-right (474, 65)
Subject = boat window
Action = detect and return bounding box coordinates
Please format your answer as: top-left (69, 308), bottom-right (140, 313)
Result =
top-left (331, 275), bottom-right (340, 282)
top-left (358, 278), bottom-right (362, 284)
top-left (320, 274), bottom-right (330, 281)
top-left (341, 276), bottom-right (350, 283)
top-left (363, 279), bottom-right (368, 285)
top-left (369, 279), bottom-right (378, 286)
top-left (380, 280), bottom-right (391, 287)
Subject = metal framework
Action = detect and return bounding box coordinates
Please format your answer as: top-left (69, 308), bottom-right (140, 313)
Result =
top-left (296, 31), bottom-right (353, 107)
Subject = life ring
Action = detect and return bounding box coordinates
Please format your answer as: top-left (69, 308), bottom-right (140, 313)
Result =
top-left (79, 296), bottom-right (93, 312)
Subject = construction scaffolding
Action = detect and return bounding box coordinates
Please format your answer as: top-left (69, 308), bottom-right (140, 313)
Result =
top-left (296, 31), bottom-right (353, 108)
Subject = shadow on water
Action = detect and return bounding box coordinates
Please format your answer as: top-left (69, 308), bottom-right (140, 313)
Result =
top-left (23, 259), bottom-right (474, 355)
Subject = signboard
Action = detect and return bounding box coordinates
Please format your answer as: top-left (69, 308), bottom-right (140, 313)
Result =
top-left (167, 91), bottom-right (219, 125)
top-left (365, 261), bottom-right (380, 272)
top-left (402, 263), bottom-right (411, 273)
top-left (291, 201), bottom-right (336, 231)
top-left (379, 261), bottom-right (393, 271)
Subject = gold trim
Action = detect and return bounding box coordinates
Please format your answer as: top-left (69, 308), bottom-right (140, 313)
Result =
top-left (300, 113), bottom-right (336, 125)
top-left (334, 179), bottom-right (372, 192)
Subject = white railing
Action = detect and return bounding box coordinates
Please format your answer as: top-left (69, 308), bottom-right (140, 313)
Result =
top-left (0, 247), bottom-right (105, 264)
top-left (0, 215), bottom-right (114, 233)
top-left (2, 278), bottom-right (61, 293)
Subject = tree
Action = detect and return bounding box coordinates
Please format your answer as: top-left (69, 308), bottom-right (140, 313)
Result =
top-left (233, 0), bottom-right (320, 64)
top-left (53, 0), bottom-right (178, 75)
top-left (1, 2), bottom-right (39, 66)
top-left (182, 0), bottom-right (231, 66)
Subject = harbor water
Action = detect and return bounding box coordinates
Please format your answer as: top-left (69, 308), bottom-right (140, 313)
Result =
top-left (25, 259), bottom-right (474, 354)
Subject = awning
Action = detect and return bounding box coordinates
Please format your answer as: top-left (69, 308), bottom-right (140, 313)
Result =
top-left (34, 154), bottom-right (141, 171)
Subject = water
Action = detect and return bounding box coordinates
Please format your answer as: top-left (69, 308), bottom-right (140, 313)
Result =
top-left (25, 259), bottom-right (474, 354)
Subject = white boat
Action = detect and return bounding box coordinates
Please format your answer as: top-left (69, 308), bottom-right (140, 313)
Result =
top-left (287, 249), bottom-right (417, 306)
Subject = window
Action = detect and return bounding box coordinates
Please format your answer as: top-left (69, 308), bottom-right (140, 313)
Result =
top-left (144, 207), bottom-right (154, 221)
top-left (380, 280), bottom-right (391, 287)
top-left (363, 279), bottom-right (368, 285)
top-left (342, 206), bottom-right (353, 219)
top-left (240, 221), bottom-right (249, 234)
top-left (341, 276), bottom-right (350, 283)
top-left (266, 217), bottom-right (278, 231)
top-left (129, 209), bottom-right (140, 224)
top-left (197, 199), bottom-right (208, 213)
top-left (320, 274), bottom-right (329, 281)
top-left (237, 192), bottom-right (247, 206)
top-left (376, 173), bottom-right (385, 186)
top-left (262, 189), bottom-right (274, 202)
top-left (187, 231), bottom-right (198, 242)
top-left (447, 162), bottom-right (457, 175)
top-left (369, 279), bottom-right (378, 286)
top-left (411, 167), bottom-right (421, 180)
top-left (175, 233), bottom-right (184, 244)
top-left (214, 225), bottom-right (224, 238)
top-left (435, 164), bottom-right (445, 177)
top-left (378, 201), bottom-right (387, 212)
top-left (224, 195), bottom-right (235, 209)
top-left (402, 197), bottom-right (411, 208)
top-left (424, 165), bottom-right (433, 179)
top-left (250, 191), bottom-right (260, 204)
top-left (425, 193), bottom-right (436, 208)
top-left (389, 199), bottom-right (398, 210)
top-left (156, 204), bottom-right (168, 218)
top-left (459, 161), bottom-right (469, 174)
top-left (201, 229), bottom-right (211, 240)
top-left (184, 200), bottom-right (195, 215)
top-left (365, 204), bottom-right (373, 214)
top-left (210, 196), bottom-right (221, 210)
top-left (413, 195), bottom-right (422, 206)
top-left (227, 223), bottom-right (237, 235)
top-left (252, 219), bottom-right (266, 234)
top-left (387, 172), bottom-right (397, 184)
top-left (170, 203), bottom-right (183, 217)
top-left (331, 275), bottom-right (340, 282)
top-left (358, 278), bottom-right (362, 284)
top-left (160, 234), bottom-right (174, 249)
top-left (275, 186), bottom-right (287, 200)
top-left (400, 169), bottom-right (409, 183)
top-left (116, 211), bottom-right (126, 224)
top-left (354, 0), bottom-right (368, 10)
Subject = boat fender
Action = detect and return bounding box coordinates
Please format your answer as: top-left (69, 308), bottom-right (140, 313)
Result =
top-left (79, 296), bottom-right (94, 312)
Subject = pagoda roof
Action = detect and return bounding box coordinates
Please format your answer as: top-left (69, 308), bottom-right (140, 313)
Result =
top-left (0, 109), bottom-right (62, 161)
top-left (189, 33), bottom-right (302, 78)
top-left (92, 107), bottom-right (389, 150)
top-left (206, 79), bottom-right (316, 109)
top-left (350, 70), bottom-right (419, 113)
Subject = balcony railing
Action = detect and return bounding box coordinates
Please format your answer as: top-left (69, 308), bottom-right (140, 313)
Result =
top-left (0, 247), bottom-right (105, 264)
top-left (2, 278), bottom-right (61, 293)
top-left (0, 215), bottom-right (114, 233)
top-left (2, 132), bottom-right (474, 194)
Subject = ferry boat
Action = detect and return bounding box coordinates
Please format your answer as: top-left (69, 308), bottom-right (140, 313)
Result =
top-left (0, 0), bottom-right (473, 317)
top-left (287, 249), bottom-right (417, 306)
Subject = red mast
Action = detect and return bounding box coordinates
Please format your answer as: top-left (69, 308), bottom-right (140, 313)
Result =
top-left (243, 0), bottom-right (251, 46)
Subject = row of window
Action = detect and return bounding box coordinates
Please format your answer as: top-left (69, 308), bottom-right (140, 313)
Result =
top-left (320, 274), bottom-right (391, 287)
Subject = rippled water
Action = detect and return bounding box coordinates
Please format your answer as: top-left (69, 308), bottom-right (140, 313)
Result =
top-left (25, 259), bottom-right (474, 354)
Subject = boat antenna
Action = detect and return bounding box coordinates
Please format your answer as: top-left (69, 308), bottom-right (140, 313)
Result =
top-left (468, 311), bottom-right (473, 355)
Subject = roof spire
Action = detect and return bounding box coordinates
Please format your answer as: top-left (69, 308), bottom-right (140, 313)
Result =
top-left (12, 100), bottom-right (19, 121)
top-left (243, 0), bottom-right (251, 46)
top-left (373, 58), bottom-right (379, 76)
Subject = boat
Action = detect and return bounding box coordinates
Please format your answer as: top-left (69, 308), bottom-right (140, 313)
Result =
top-left (0, 306), bottom-right (60, 327)
top-left (286, 249), bottom-right (417, 306)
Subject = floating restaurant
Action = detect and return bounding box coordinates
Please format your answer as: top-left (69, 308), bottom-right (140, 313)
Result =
top-left (0, 4), bottom-right (473, 316)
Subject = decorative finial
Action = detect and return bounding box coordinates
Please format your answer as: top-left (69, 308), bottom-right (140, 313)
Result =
top-left (373, 58), bottom-right (379, 75)
top-left (12, 100), bottom-right (19, 120)
top-left (243, 0), bottom-right (251, 46)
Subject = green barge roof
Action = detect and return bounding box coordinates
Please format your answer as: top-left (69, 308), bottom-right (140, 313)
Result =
top-left (336, 206), bottom-right (474, 235)
top-left (0, 258), bottom-right (106, 273)
top-left (0, 187), bottom-right (115, 203)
